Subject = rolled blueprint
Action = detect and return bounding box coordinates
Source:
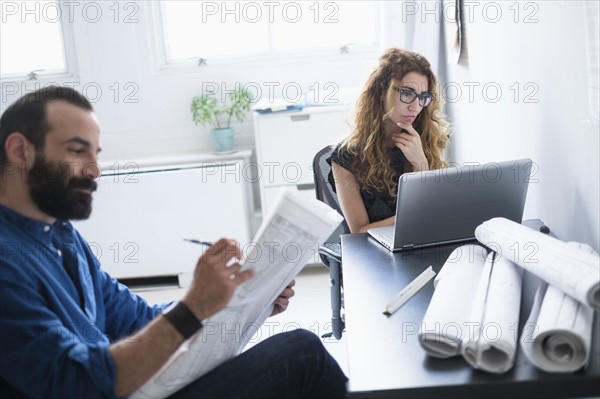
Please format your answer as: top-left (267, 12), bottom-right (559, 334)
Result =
top-left (474, 217), bottom-right (600, 310)
top-left (520, 242), bottom-right (596, 373)
top-left (419, 244), bottom-right (488, 358)
top-left (462, 253), bottom-right (523, 374)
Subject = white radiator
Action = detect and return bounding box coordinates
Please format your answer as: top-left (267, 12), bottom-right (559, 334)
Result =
top-left (73, 161), bottom-right (252, 286)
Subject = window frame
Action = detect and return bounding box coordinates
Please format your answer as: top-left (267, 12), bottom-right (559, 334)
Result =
top-left (0, 1), bottom-right (79, 82)
top-left (146, 0), bottom-right (381, 74)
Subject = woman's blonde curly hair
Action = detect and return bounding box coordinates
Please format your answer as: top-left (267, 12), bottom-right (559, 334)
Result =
top-left (340, 48), bottom-right (449, 198)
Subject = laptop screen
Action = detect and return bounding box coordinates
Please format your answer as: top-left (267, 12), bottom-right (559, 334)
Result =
top-left (376, 159), bottom-right (532, 251)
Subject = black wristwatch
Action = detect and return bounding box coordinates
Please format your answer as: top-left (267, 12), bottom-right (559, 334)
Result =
top-left (162, 301), bottom-right (203, 340)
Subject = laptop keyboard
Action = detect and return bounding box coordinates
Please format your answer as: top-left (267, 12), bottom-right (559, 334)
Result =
top-left (382, 231), bottom-right (395, 243)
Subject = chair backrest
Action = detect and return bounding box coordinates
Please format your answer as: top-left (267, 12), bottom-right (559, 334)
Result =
top-left (312, 145), bottom-right (350, 237)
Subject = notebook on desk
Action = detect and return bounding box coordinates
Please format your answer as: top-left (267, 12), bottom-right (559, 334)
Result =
top-left (367, 158), bottom-right (532, 252)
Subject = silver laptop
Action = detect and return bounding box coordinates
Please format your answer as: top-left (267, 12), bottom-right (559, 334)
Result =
top-left (367, 159), bottom-right (532, 251)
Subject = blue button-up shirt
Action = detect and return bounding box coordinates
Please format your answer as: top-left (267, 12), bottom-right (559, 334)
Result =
top-left (0, 204), bottom-right (166, 398)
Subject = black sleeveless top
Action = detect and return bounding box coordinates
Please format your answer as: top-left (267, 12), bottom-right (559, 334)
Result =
top-left (326, 145), bottom-right (409, 223)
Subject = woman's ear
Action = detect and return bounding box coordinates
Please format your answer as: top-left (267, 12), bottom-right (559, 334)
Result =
top-left (4, 133), bottom-right (35, 169)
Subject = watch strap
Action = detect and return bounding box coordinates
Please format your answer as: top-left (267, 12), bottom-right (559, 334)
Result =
top-left (163, 301), bottom-right (203, 339)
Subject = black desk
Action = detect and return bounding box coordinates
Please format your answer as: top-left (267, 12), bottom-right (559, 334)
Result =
top-left (341, 220), bottom-right (600, 398)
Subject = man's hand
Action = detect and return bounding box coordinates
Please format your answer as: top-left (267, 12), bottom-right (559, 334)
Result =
top-left (111, 238), bottom-right (253, 396)
top-left (183, 238), bottom-right (254, 320)
top-left (271, 279), bottom-right (296, 317)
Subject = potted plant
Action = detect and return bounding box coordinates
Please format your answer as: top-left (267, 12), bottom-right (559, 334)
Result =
top-left (191, 85), bottom-right (253, 153)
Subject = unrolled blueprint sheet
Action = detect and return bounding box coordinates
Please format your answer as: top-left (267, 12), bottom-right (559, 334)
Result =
top-left (132, 188), bottom-right (343, 398)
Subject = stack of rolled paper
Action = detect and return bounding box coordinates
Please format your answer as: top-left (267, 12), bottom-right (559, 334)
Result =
top-left (419, 244), bottom-right (524, 373)
top-left (419, 245), bottom-right (488, 358)
top-left (475, 218), bottom-right (599, 373)
top-left (420, 218), bottom-right (599, 374)
top-left (461, 253), bottom-right (523, 374)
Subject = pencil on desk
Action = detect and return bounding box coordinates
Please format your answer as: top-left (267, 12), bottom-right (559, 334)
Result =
top-left (383, 266), bottom-right (436, 317)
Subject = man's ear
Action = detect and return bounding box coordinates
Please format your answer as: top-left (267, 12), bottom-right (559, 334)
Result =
top-left (4, 133), bottom-right (36, 169)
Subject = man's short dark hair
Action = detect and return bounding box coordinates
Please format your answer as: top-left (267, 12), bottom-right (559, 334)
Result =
top-left (0, 86), bottom-right (93, 164)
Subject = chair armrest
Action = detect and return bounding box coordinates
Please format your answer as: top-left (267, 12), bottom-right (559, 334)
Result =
top-left (318, 242), bottom-right (342, 265)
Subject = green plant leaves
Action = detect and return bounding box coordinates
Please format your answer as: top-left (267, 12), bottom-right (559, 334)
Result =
top-left (191, 84), bottom-right (252, 130)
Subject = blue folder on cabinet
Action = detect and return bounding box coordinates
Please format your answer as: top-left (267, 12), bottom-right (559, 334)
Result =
top-left (252, 96), bottom-right (306, 114)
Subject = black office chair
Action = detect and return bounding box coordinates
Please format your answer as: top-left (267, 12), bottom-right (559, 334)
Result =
top-left (312, 145), bottom-right (350, 340)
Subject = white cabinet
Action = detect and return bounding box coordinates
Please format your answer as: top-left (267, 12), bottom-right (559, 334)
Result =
top-left (253, 106), bottom-right (351, 215)
top-left (72, 152), bottom-right (253, 286)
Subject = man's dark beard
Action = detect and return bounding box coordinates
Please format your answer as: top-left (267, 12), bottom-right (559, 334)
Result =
top-left (28, 154), bottom-right (98, 220)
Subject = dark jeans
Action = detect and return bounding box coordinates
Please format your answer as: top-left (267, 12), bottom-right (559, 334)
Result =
top-left (168, 329), bottom-right (347, 399)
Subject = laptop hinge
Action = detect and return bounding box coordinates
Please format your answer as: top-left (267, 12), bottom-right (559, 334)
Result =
top-left (402, 243), bottom-right (415, 249)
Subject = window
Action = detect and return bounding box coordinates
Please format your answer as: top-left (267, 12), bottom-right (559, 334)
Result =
top-left (159, 1), bottom-right (378, 63)
top-left (0, 0), bottom-right (72, 79)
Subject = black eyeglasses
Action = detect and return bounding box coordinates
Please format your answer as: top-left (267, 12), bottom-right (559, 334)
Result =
top-left (393, 87), bottom-right (433, 107)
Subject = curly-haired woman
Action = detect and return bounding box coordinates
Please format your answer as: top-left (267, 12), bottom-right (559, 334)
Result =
top-left (328, 48), bottom-right (450, 233)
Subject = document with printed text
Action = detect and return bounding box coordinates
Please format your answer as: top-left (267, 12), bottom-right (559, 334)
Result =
top-left (132, 188), bottom-right (343, 398)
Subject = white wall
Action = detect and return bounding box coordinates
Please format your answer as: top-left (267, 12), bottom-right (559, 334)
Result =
top-left (444, 1), bottom-right (600, 250)
top-left (1, 1), bottom-right (380, 161)
top-left (2, 1), bottom-right (598, 251)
